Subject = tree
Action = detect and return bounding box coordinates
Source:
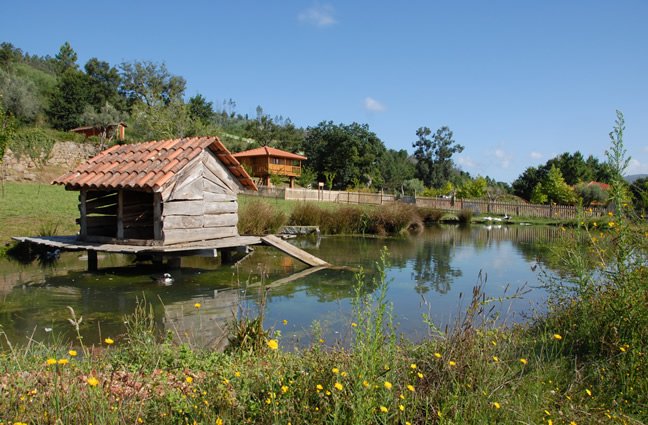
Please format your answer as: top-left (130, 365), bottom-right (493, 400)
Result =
top-left (54, 42), bottom-right (78, 74)
top-left (512, 166), bottom-right (545, 201)
top-left (244, 106), bottom-right (279, 146)
top-left (412, 126), bottom-right (464, 188)
top-left (380, 149), bottom-right (415, 192)
top-left (188, 94), bottom-right (214, 124)
top-left (119, 61), bottom-right (186, 108)
top-left (629, 177), bottom-right (648, 214)
top-left (531, 165), bottom-right (577, 205)
top-left (47, 68), bottom-right (89, 130)
top-left (304, 121), bottom-right (386, 189)
top-left (0, 68), bottom-right (43, 123)
top-left (84, 58), bottom-right (124, 111)
top-left (457, 176), bottom-right (487, 199)
top-left (130, 100), bottom-right (194, 140)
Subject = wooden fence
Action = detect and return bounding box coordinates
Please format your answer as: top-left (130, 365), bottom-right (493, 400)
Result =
top-left (241, 187), bottom-right (611, 219)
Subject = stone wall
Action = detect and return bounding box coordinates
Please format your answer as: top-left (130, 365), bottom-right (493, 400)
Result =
top-left (1, 141), bottom-right (99, 182)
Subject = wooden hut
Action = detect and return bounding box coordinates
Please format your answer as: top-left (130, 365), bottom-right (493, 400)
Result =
top-left (53, 136), bottom-right (257, 246)
top-left (70, 122), bottom-right (127, 142)
top-left (233, 146), bottom-right (306, 188)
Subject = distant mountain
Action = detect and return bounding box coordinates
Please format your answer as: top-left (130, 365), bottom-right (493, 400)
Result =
top-left (625, 174), bottom-right (648, 183)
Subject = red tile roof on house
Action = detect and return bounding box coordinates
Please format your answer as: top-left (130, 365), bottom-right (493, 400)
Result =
top-left (53, 136), bottom-right (257, 192)
top-left (586, 181), bottom-right (611, 191)
top-left (232, 146), bottom-right (307, 161)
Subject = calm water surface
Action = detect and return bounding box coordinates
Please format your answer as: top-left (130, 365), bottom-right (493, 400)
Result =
top-left (0, 225), bottom-right (558, 349)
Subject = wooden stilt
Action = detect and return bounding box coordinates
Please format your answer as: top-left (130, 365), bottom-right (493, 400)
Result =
top-left (167, 256), bottom-right (181, 269)
top-left (87, 250), bottom-right (98, 272)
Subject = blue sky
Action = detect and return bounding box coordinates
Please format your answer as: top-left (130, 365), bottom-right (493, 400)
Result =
top-left (3, 1), bottom-right (648, 183)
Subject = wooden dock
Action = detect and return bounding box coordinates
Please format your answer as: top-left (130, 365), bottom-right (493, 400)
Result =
top-left (261, 235), bottom-right (329, 267)
top-left (13, 234), bottom-right (329, 270)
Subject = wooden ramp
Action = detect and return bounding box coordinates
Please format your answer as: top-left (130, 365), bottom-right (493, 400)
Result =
top-left (261, 235), bottom-right (329, 267)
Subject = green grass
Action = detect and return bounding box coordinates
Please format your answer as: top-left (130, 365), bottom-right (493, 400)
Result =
top-left (0, 182), bottom-right (78, 245)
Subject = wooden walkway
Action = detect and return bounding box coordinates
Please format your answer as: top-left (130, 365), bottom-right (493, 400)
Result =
top-left (261, 235), bottom-right (329, 267)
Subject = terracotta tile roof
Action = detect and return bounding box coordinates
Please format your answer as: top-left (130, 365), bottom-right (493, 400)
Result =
top-left (53, 136), bottom-right (257, 192)
top-left (233, 146), bottom-right (307, 161)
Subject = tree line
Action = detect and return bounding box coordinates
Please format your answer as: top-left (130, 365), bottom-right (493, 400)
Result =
top-left (1, 42), bottom-right (646, 212)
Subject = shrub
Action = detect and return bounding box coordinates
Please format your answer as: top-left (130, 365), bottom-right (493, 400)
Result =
top-left (457, 209), bottom-right (473, 224)
top-left (417, 207), bottom-right (444, 224)
top-left (237, 199), bottom-right (287, 235)
top-left (367, 203), bottom-right (422, 236)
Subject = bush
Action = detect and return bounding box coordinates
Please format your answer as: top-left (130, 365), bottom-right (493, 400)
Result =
top-left (417, 207), bottom-right (444, 224)
top-left (237, 199), bottom-right (287, 235)
top-left (457, 209), bottom-right (473, 224)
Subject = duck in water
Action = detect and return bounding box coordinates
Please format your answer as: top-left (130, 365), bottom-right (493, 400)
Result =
top-left (151, 273), bottom-right (174, 286)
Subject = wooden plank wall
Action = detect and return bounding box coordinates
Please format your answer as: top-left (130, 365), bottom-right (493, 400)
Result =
top-left (82, 191), bottom-right (118, 238)
top-left (161, 151), bottom-right (242, 245)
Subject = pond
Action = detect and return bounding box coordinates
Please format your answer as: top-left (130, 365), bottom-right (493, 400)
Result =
top-left (0, 224), bottom-right (560, 350)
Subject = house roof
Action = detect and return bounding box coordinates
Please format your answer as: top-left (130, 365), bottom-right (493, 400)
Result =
top-left (586, 181), bottom-right (611, 191)
top-left (233, 146), bottom-right (307, 161)
top-left (53, 136), bottom-right (257, 192)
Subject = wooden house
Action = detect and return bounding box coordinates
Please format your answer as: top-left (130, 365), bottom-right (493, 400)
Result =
top-left (53, 136), bottom-right (257, 246)
top-left (233, 146), bottom-right (306, 188)
top-left (70, 122), bottom-right (127, 142)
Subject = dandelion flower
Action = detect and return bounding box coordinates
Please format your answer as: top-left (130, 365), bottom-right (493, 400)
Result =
top-left (281, 385), bottom-right (289, 393)
top-left (548, 420), bottom-right (553, 425)
top-left (399, 404), bottom-right (405, 411)
top-left (57, 358), bottom-right (69, 365)
top-left (570, 421), bottom-right (577, 425)
top-left (620, 346), bottom-right (626, 352)
top-left (332, 367), bottom-right (339, 374)
top-left (492, 356), bottom-right (499, 362)
top-left (362, 380), bottom-right (369, 388)
top-left (194, 303), bottom-right (201, 309)
top-left (417, 372), bottom-right (424, 379)
top-left (319, 338), bottom-right (325, 344)
top-left (341, 371), bottom-right (348, 377)
top-left (69, 350), bottom-right (78, 357)
top-left (104, 337), bottom-right (114, 345)
top-left (410, 363), bottom-right (417, 369)
top-left (492, 402), bottom-right (501, 409)
top-left (267, 339), bottom-right (279, 350)
top-left (434, 352), bottom-right (442, 358)
top-left (87, 376), bottom-right (99, 387)
top-left (519, 358), bottom-right (528, 365)
top-left (334, 382), bottom-right (343, 391)
top-left (282, 319), bottom-right (288, 325)
top-left (449, 361), bottom-right (457, 367)
top-left (553, 334), bottom-right (562, 340)
top-left (407, 384), bottom-right (415, 392)
top-left (216, 419), bottom-right (223, 425)
top-left (351, 322), bottom-right (357, 327)
top-left (46, 358), bottom-right (57, 366)
top-left (235, 371), bottom-right (241, 377)
top-left (585, 389), bottom-right (592, 396)
top-left (384, 381), bottom-right (393, 390)
top-left (380, 406), bottom-right (388, 413)
top-left (316, 384), bottom-right (323, 391)
top-left (186, 376), bottom-right (193, 384)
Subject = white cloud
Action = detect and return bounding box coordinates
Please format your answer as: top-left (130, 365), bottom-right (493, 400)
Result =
top-left (363, 96), bottom-right (386, 112)
top-left (457, 156), bottom-right (477, 169)
top-left (626, 158), bottom-right (648, 175)
top-left (298, 3), bottom-right (337, 27)
top-left (530, 151), bottom-right (543, 160)
top-left (494, 148), bottom-right (512, 168)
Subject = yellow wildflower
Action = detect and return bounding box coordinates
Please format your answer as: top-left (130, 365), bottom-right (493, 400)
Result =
top-left (69, 350), bottom-right (78, 357)
top-left (316, 384), bottom-right (323, 391)
top-left (492, 356), bottom-right (499, 362)
top-left (362, 380), bottom-right (370, 388)
top-left (417, 372), bottom-right (424, 379)
top-left (46, 358), bottom-right (57, 366)
top-left (379, 406), bottom-right (388, 413)
top-left (553, 334), bottom-right (562, 340)
top-left (434, 352), bottom-right (442, 358)
top-left (585, 389), bottom-right (592, 396)
top-left (87, 376), bottom-right (99, 387)
top-left (384, 381), bottom-right (392, 390)
top-left (448, 360), bottom-right (457, 367)
top-left (399, 404), bottom-right (405, 411)
top-left (216, 419), bottom-right (223, 425)
top-left (519, 358), bottom-right (528, 365)
top-left (351, 322), bottom-right (357, 327)
top-left (332, 367), bottom-right (339, 374)
top-left (267, 339), bottom-right (279, 350)
top-left (194, 303), bottom-right (201, 309)
top-left (281, 385), bottom-right (289, 393)
top-left (282, 319), bottom-right (288, 325)
top-left (57, 358), bottom-right (69, 365)
top-left (492, 402), bottom-right (501, 409)
top-left (407, 384), bottom-right (415, 392)
top-left (341, 371), bottom-right (348, 377)
top-left (104, 337), bottom-right (114, 345)
top-left (410, 363), bottom-right (417, 369)
top-left (235, 371), bottom-right (241, 377)
top-left (186, 376), bottom-right (193, 384)
top-left (334, 382), bottom-right (343, 391)
top-left (548, 420), bottom-right (553, 425)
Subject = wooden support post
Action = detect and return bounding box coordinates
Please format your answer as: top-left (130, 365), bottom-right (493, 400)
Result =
top-left (79, 190), bottom-right (87, 240)
top-left (153, 193), bottom-right (162, 241)
top-left (87, 250), bottom-right (98, 272)
top-left (167, 256), bottom-right (181, 269)
top-left (117, 190), bottom-right (124, 239)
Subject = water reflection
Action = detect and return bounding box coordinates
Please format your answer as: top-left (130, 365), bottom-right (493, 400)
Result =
top-left (0, 225), bottom-right (559, 349)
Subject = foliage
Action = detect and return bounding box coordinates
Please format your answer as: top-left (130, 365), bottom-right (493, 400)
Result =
top-left (456, 176), bottom-right (487, 199)
top-left (130, 100), bottom-right (195, 140)
top-left (323, 170), bottom-right (336, 190)
top-left (237, 199), bottom-right (287, 235)
top-left (298, 166), bottom-right (317, 188)
top-left (412, 126), bottom-right (464, 188)
top-left (8, 127), bottom-right (57, 164)
top-left (53, 42), bottom-right (78, 74)
top-left (80, 102), bottom-right (126, 148)
top-left (304, 121), bottom-right (386, 189)
top-left (119, 60), bottom-right (186, 108)
top-left (84, 58), bottom-right (124, 112)
top-left (629, 177), bottom-right (648, 214)
top-left (380, 149), bottom-right (415, 192)
top-left (187, 93), bottom-right (214, 124)
top-left (0, 67), bottom-right (43, 123)
top-left (530, 165), bottom-right (577, 205)
top-left (402, 178), bottom-right (425, 196)
top-left (0, 102), bottom-right (16, 161)
top-left (574, 182), bottom-right (609, 206)
top-left (47, 68), bottom-right (89, 130)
